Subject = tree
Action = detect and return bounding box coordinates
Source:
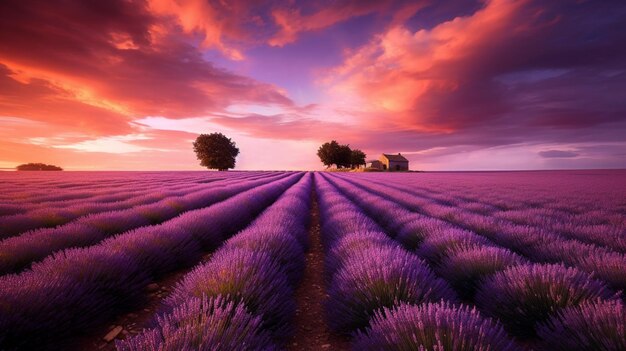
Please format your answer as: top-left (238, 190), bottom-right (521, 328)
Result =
top-left (16, 163), bottom-right (63, 171)
top-left (193, 133), bottom-right (239, 171)
top-left (337, 144), bottom-right (352, 168)
top-left (350, 149), bottom-right (366, 169)
top-left (317, 140), bottom-right (342, 168)
top-left (318, 140), bottom-right (353, 168)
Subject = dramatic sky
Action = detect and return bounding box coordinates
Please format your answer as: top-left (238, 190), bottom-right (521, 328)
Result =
top-left (1, 0), bottom-right (625, 170)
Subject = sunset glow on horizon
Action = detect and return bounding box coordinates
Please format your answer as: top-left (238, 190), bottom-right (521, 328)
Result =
top-left (1, 0), bottom-right (625, 170)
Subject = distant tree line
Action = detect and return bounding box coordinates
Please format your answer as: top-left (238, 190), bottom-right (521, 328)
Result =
top-left (317, 140), bottom-right (366, 169)
top-left (16, 163), bottom-right (63, 171)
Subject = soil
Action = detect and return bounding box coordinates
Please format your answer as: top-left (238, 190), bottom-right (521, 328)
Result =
top-left (69, 186), bottom-right (352, 350)
top-left (67, 253), bottom-right (214, 351)
top-left (287, 189), bottom-right (351, 351)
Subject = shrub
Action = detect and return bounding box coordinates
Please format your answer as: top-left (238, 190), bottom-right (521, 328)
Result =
top-left (394, 217), bottom-right (447, 250)
top-left (31, 246), bottom-right (148, 304)
top-left (0, 272), bottom-right (99, 347)
top-left (224, 229), bottom-right (305, 285)
top-left (0, 223), bottom-right (104, 275)
top-left (537, 299), bottom-right (625, 351)
top-left (326, 246), bottom-right (457, 334)
top-left (117, 295), bottom-right (277, 351)
top-left (165, 248), bottom-right (295, 338)
top-left (353, 302), bottom-right (522, 351)
top-left (80, 210), bottom-right (151, 235)
top-left (102, 225), bottom-right (203, 277)
top-left (437, 246), bottom-right (526, 300)
top-left (321, 211), bottom-right (380, 245)
top-left (0, 247), bottom-right (148, 348)
top-left (417, 227), bottom-right (492, 265)
top-left (252, 216), bottom-right (309, 251)
top-left (324, 231), bottom-right (397, 279)
top-left (476, 263), bottom-right (619, 337)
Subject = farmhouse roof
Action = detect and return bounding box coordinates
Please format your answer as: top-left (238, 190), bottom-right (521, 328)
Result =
top-left (382, 153), bottom-right (409, 162)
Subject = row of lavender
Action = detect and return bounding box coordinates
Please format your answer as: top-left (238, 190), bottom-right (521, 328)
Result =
top-left (0, 181), bottom-right (205, 234)
top-left (334, 173), bottom-right (626, 292)
top-left (359, 171), bottom-right (625, 253)
top-left (315, 174), bottom-right (521, 350)
top-left (0, 171), bottom-right (226, 209)
top-left (0, 172), bottom-right (286, 275)
top-left (0, 173), bottom-right (303, 350)
top-left (323, 173), bottom-right (624, 350)
top-left (378, 171), bottom-right (626, 215)
top-left (116, 173), bottom-right (313, 350)
top-left (0, 172), bottom-right (270, 236)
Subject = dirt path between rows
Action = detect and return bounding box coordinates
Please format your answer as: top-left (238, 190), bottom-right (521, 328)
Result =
top-left (287, 188), bottom-right (351, 351)
top-left (67, 252), bottom-right (214, 351)
top-left (71, 183), bottom-right (350, 350)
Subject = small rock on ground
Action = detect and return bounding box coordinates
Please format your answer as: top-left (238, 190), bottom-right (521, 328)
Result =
top-left (103, 326), bottom-right (123, 342)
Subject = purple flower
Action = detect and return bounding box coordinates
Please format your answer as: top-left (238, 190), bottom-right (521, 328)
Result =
top-left (324, 231), bottom-right (398, 279)
top-left (165, 248), bottom-right (295, 339)
top-left (394, 216), bottom-right (449, 250)
top-left (416, 227), bottom-right (492, 265)
top-left (476, 263), bottom-right (619, 337)
top-left (326, 246), bottom-right (457, 334)
top-left (437, 245), bottom-right (527, 300)
top-left (117, 295), bottom-right (278, 351)
top-left (224, 228), bottom-right (305, 285)
top-left (353, 302), bottom-right (522, 351)
top-left (537, 299), bottom-right (625, 351)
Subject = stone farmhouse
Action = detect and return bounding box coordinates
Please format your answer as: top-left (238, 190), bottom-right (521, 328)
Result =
top-left (366, 153), bottom-right (409, 171)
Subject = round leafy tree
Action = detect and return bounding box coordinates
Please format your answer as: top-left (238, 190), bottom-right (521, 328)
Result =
top-left (317, 140), bottom-right (353, 168)
top-left (193, 133), bottom-right (239, 171)
top-left (350, 149), bottom-right (366, 168)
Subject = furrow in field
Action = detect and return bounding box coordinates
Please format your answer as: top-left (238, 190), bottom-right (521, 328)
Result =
top-left (314, 174), bottom-right (521, 350)
top-left (342, 173), bottom-right (626, 253)
top-left (330, 173), bottom-right (626, 294)
top-left (0, 172), bottom-right (289, 275)
top-left (0, 171), bottom-right (265, 210)
top-left (287, 179), bottom-right (351, 351)
top-left (0, 172), bottom-right (268, 235)
top-left (114, 173), bottom-right (313, 350)
top-left (0, 173), bottom-right (303, 350)
top-left (323, 173), bottom-right (623, 348)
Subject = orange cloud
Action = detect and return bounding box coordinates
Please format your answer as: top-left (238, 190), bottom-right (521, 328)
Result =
top-left (148, 0), bottom-right (250, 60)
top-left (1, 0), bottom-right (624, 171)
top-left (322, 0), bottom-right (539, 131)
top-left (269, 0), bottom-right (400, 47)
top-left (0, 0), bottom-right (294, 129)
top-left (147, 0), bottom-right (407, 53)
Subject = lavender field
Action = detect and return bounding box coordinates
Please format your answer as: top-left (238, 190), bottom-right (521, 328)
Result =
top-left (0, 170), bottom-right (625, 350)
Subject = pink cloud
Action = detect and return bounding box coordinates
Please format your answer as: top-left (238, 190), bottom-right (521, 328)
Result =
top-left (322, 0), bottom-right (542, 131)
top-left (0, 0), bottom-right (293, 116)
top-left (269, 0), bottom-right (400, 47)
top-left (0, 0), bottom-right (624, 170)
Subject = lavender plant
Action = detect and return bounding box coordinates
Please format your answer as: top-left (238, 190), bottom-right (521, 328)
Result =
top-left (476, 263), bottom-right (619, 337)
top-left (165, 248), bottom-right (295, 338)
top-left (326, 245), bottom-right (457, 333)
top-left (116, 295), bottom-right (278, 351)
top-left (353, 302), bottom-right (522, 351)
top-left (438, 246), bottom-right (527, 300)
top-left (537, 299), bottom-right (625, 351)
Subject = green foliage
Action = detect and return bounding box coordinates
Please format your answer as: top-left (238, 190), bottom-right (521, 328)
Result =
top-left (193, 133), bottom-right (240, 171)
top-left (317, 140), bottom-right (342, 168)
top-left (350, 149), bottom-right (366, 168)
top-left (16, 163), bottom-right (63, 171)
top-left (317, 141), bottom-right (366, 168)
